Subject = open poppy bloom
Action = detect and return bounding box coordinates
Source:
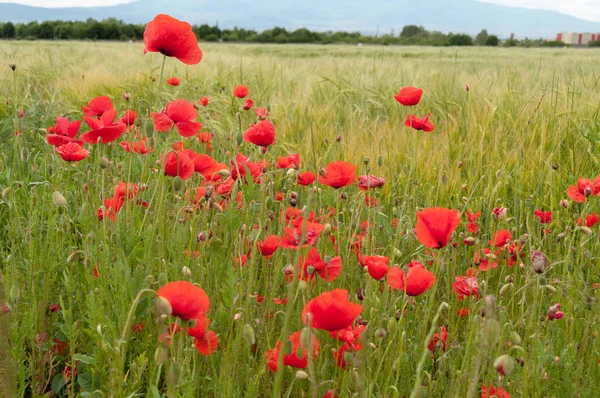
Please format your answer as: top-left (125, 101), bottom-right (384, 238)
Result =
top-left (192, 153), bottom-right (228, 181)
top-left (466, 210), bottom-right (481, 233)
top-left (547, 303), bottom-right (564, 321)
top-left (243, 119), bottom-right (276, 148)
top-left (277, 154), bottom-right (300, 169)
top-left (46, 116), bottom-right (83, 147)
top-left (255, 107), bottom-right (269, 119)
top-left (491, 229), bottom-right (512, 247)
top-left (280, 222), bottom-right (325, 249)
top-left (567, 177), bottom-right (600, 202)
top-left (576, 213), bottom-right (599, 228)
top-left (297, 171), bottom-right (316, 186)
top-left (534, 208), bottom-right (552, 224)
top-left (481, 386), bottom-right (511, 398)
top-left (387, 261), bottom-right (436, 296)
top-left (82, 96), bottom-right (114, 118)
top-left (157, 281), bottom-right (210, 320)
top-left (266, 331), bottom-right (319, 372)
top-left (233, 85), bottom-right (249, 98)
top-left (187, 316), bottom-right (218, 355)
top-left (153, 99), bottom-right (203, 137)
top-left (120, 138), bottom-right (152, 154)
top-left (302, 289), bottom-right (363, 331)
top-left (230, 153), bottom-right (262, 183)
top-left (162, 151), bottom-right (195, 180)
top-left (197, 132), bottom-right (214, 153)
top-left (166, 77), bottom-right (180, 86)
top-left (319, 161), bottom-right (357, 189)
top-left (452, 268), bottom-right (479, 300)
top-left (243, 98), bottom-right (254, 110)
top-left (80, 109), bottom-right (127, 144)
top-left (55, 142), bottom-right (90, 162)
top-left (300, 248), bottom-right (342, 282)
top-left (257, 235), bottom-right (280, 257)
top-left (394, 86), bottom-right (423, 106)
top-left (199, 96), bottom-right (209, 106)
top-left (415, 207), bottom-right (461, 248)
top-left (357, 175), bottom-right (385, 191)
top-left (358, 254), bottom-right (389, 281)
top-left (427, 325), bottom-right (448, 352)
top-left (144, 14), bottom-right (202, 65)
top-left (118, 110), bottom-right (138, 127)
top-left (405, 113), bottom-right (435, 132)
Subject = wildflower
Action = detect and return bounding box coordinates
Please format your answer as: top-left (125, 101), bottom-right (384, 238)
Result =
top-left (547, 303), bottom-right (564, 321)
top-left (162, 151), bottom-right (195, 180)
top-left (257, 235), bottom-right (280, 257)
top-left (427, 325), bottom-right (448, 352)
top-left (394, 86), bottom-right (423, 106)
top-left (266, 331), bottom-right (319, 372)
top-left (233, 85), bottom-right (249, 98)
top-left (452, 268), bottom-right (479, 300)
top-left (118, 110), bottom-right (138, 127)
top-left (297, 171), bottom-right (316, 186)
top-left (144, 14), bottom-right (202, 65)
top-left (534, 208), bottom-right (552, 224)
top-left (243, 98), bottom-right (254, 110)
top-left (199, 96), bottom-right (209, 106)
top-left (255, 107), bottom-right (269, 119)
top-left (80, 109), bottom-right (127, 144)
top-left (567, 177), bottom-right (600, 203)
top-left (387, 261), bottom-right (436, 296)
top-left (492, 207), bottom-right (508, 220)
top-left (277, 154), bottom-right (300, 169)
top-left (300, 248), bottom-right (343, 282)
top-left (49, 304), bottom-right (60, 313)
top-left (302, 289), bottom-right (363, 331)
top-left (280, 222), bottom-right (325, 249)
top-left (318, 161), bottom-right (357, 189)
top-left (467, 210), bottom-right (482, 233)
top-left (357, 175), bottom-right (385, 191)
top-left (415, 207), bottom-right (461, 248)
top-left (156, 281), bottom-right (210, 320)
top-left (166, 77), bottom-right (180, 86)
top-left (46, 116), bottom-right (83, 147)
top-left (491, 229), bottom-right (512, 247)
top-left (120, 138), bottom-right (152, 155)
top-left (405, 113), bottom-right (434, 132)
top-left (576, 213), bottom-right (599, 228)
top-left (82, 95), bottom-right (114, 118)
top-left (481, 385), bottom-right (510, 398)
top-left (56, 142), bottom-right (90, 162)
top-left (153, 99), bottom-right (203, 137)
top-left (243, 119), bottom-right (276, 148)
top-left (358, 254), bottom-right (389, 281)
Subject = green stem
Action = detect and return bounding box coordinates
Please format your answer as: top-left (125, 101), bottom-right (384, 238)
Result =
top-left (154, 55), bottom-right (167, 110)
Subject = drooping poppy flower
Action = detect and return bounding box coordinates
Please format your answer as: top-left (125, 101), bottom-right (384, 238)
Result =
top-left (491, 229), bottom-right (512, 247)
top-left (243, 98), bottom-right (254, 110)
top-left (358, 255), bottom-right (389, 281)
top-left (46, 116), bottom-right (83, 147)
top-left (394, 86), bottom-right (423, 106)
top-left (162, 151), bottom-right (195, 180)
top-left (427, 325), bottom-right (448, 352)
top-left (233, 85), bottom-right (249, 98)
top-left (534, 208), bottom-right (552, 224)
top-left (156, 281), bottom-right (210, 320)
top-left (452, 268), bottom-right (479, 300)
top-left (280, 222), bottom-right (325, 249)
top-left (457, 308), bottom-right (469, 317)
top-left (55, 142), bottom-right (90, 162)
top-left (243, 119), bottom-right (276, 148)
top-left (199, 96), bottom-right (209, 106)
top-left (277, 153), bottom-right (300, 169)
top-left (302, 290), bottom-right (362, 332)
top-left (80, 109), bottom-right (127, 144)
top-left (357, 175), bottom-right (385, 191)
top-left (387, 261), bottom-right (436, 296)
top-left (405, 113), bottom-right (435, 132)
top-left (153, 99), bottom-right (203, 137)
top-left (547, 303), bottom-right (564, 321)
top-left (319, 161), bottom-right (357, 189)
top-left (415, 207), bottom-right (461, 249)
top-left (266, 331), bottom-right (320, 372)
top-left (120, 138), bottom-right (152, 154)
top-left (166, 77), bottom-right (180, 86)
top-left (143, 14), bottom-right (202, 65)
top-left (257, 235), bottom-right (280, 257)
top-left (481, 386), bottom-right (510, 398)
top-left (82, 96), bottom-right (114, 118)
top-left (297, 171), bottom-right (316, 186)
top-left (255, 107), bottom-right (269, 119)
top-left (118, 110), bottom-right (138, 127)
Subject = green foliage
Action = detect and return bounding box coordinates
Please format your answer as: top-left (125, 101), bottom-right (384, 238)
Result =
top-left (475, 29), bottom-right (489, 45)
top-left (540, 40), bottom-right (568, 47)
top-left (484, 35), bottom-right (499, 46)
top-left (447, 33), bottom-right (473, 46)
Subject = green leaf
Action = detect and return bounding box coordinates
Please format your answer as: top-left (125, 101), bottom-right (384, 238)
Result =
top-left (51, 374), bottom-right (66, 395)
top-left (77, 373), bottom-right (94, 391)
top-left (73, 353), bottom-right (96, 365)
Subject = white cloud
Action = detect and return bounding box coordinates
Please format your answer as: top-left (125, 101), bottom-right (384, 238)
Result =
top-left (0, 0), bottom-right (134, 7)
top-left (478, 0), bottom-right (600, 22)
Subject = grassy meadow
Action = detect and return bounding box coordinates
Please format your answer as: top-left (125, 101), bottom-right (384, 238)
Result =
top-left (1, 40), bottom-right (600, 397)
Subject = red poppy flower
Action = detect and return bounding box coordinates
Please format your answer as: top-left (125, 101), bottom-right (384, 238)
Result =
top-left (302, 289), bottom-right (363, 331)
top-left (243, 119), bottom-right (276, 148)
top-left (387, 261), bottom-right (436, 296)
top-left (266, 331), bottom-right (319, 372)
top-left (324, 390), bottom-right (340, 398)
top-left (567, 177), bottom-right (600, 202)
top-left (534, 208), bottom-right (552, 224)
top-left (80, 109), bottom-right (127, 144)
top-left (491, 229), bottom-right (512, 247)
top-left (452, 268), bottom-right (479, 300)
top-left (157, 281), bottom-right (210, 320)
top-left (405, 113), bottom-right (435, 132)
top-left (257, 235), bottom-right (280, 257)
top-left (330, 324), bottom-right (366, 345)
top-left (394, 86), bottom-right (423, 106)
top-left (415, 207), bottom-right (461, 248)
top-left (427, 325), bottom-right (447, 352)
top-left (230, 153), bottom-right (262, 182)
top-left (153, 99), bottom-right (203, 137)
top-left (357, 175), bottom-right (385, 191)
top-left (55, 142), bottom-right (90, 162)
top-left (197, 132), bottom-right (213, 152)
top-left (277, 154), bottom-right (300, 169)
top-left (166, 77), bottom-right (180, 86)
top-left (162, 151), bottom-right (195, 180)
top-left (280, 222), bottom-right (325, 249)
top-left (578, 213), bottom-right (599, 228)
top-left (255, 107), bottom-right (269, 119)
top-left (193, 330), bottom-right (218, 355)
top-left (143, 14), bottom-right (202, 65)
top-left (481, 386), bottom-right (510, 398)
top-left (466, 210), bottom-right (481, 233)
top-left (82, 95), bottom-right (114, 118)
top-left (319, 161), bottom-right (357, 189)
top-left (46, 116), bottom-right (83, 147)
top-left (233, 85), bottom-right (249, 98)
top-left (457, 308), bottom-right (469, 317)
top-left (120, 138), bottom-right (152, 154)
top-left (547, 303), bottom-right (564, 321)
top-left (114, 182), bottom-right (139, 199)
top-left (118, 110), bottom-right (138, 127)
top-left (192, 153), bottom-right (227, 181)
top-left (298, 171), bottom-right (316, 186)
top-left (243, 98), bottom-right (254, 110)
top-left (300, 248), bottom-right (342, 282)
top-left (358, 255), bottom-right (389, 280)
top-left (474, 248), bottom-right (497, 271)
top-left (199, 96), bottom-right (209, 106)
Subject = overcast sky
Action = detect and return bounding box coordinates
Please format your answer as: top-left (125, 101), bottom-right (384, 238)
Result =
top-left (1, 0), bottom-right (600, 21)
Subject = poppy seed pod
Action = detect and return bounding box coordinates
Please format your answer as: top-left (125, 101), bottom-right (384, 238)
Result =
top-left (531, 250), bottom-right (548, 274)
top-left (172, 176), bottom-right (184, 192)
top-left (499, 283), bottom-right (513, 296)
top-left (52, 191), bottom-right (68, 207)
top-left (155, 296), bottom-right (173, 317)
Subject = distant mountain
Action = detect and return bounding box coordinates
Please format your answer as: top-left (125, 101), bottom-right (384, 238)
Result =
top-left (1, 0), bottom-right (599, 38)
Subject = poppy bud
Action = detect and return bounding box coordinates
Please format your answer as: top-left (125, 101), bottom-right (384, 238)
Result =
top-left (362, 158), bottom-right (370, 165)
top-left (306, 265), bottom-right (315, 275)
top-left (356, 288), bottom-right (365, 301)
top-left (556, 232), bottom-right (566, 242)
top-left (99, 157), bottom-right (111, 169)
top-left (482, 319), bottom-right (500, 347)
top-left (123, 92), bottom-right (131, 101)
top-left (286, 168), bottom-right (296, 177)
top-left (169, 362), bottom-right (181, 386)
top-left (2, 187), bottom-right (11, 200)
top-left (300, 327), bottom-right (313, 349)
top-left (495, 169), bottom-right (502, 179)
top-left (234, 313), bottom-right (242, 321)
top-left (494, 354), bottom-right (515, 376)
top-left (20, 147), bottom-right (29, 162)
top-left (242, 324), bottom-right (255, 345)
top-left (172, 176), bottom-right (184, 192)
top-left (298, 280), bottom-right (307, 290)
top-left (560, 199), bottom-right (569, 208)
top-left (377, 155), bottom-right (383, 167)
top-left (9, 64), bottom-right (16, 71)
top-left (465, 84), bottom-right (470, 92)
top-left (464, 237), bottom-right (476, 246)
top-left (236, 131), bottom-right (244, 146)
top-left (295, 370), bottom-right (309, 380)
top-left (531, 250), bottom-right (548, 274)
top-left (461, 184), bottom-right (467, 190)
top-left (319, 168), bottom-right (326, 177)
top-left (375, 328), bottom-right (386, 338)
top-left (289, 198), bottom-right (298, 207)
top-left (52, 191), bottom-right (68, 207)
top-left (218, 169), bottom-right (230, 178)
top-left (182, 266), bottom-right (191, 277)
top-left (18, 109), bottom-right (24, 119)
top-left (340, 193), bottom-right (348, 200)
top-left (499, 283), bottom-right (513, 296)
top-left (542, 284), bottom-right (556, 293)
top-left (155, 297), bottom-right (172, 317)
top-left (323, 223), bottom-right (332, 235)
top-left (510, 331), bottom-right (522, 345)
top-left (336, 135), bottom-right (342, 142)
top-left (579, 226), bottom-right (592, 236)
top-left (134, 118), bottom-right (142, 127)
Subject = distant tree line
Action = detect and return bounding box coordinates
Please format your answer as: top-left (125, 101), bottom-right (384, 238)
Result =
top-left (0, 18), bottom-right (566, 47)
